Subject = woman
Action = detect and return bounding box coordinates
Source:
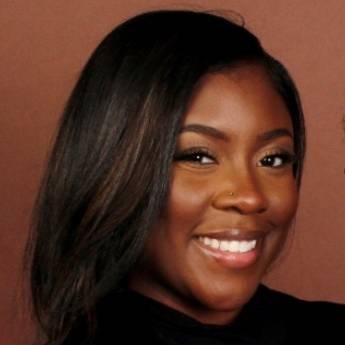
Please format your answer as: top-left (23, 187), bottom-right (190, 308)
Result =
top-left (26, 10), bottom-right (344, 345)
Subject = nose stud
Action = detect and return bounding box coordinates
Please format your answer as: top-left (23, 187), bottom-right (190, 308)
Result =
top-left (228, 191), bottom-right (235, 196)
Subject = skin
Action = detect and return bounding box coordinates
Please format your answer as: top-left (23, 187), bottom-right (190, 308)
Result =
top-left (128, 64), bottom-right (299, 325)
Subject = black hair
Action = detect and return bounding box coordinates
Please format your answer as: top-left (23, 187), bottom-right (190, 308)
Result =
top-left (25, 10), bottom-right (305, 345)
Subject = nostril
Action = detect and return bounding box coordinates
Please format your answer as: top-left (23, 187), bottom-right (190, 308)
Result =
top-left (230, 204), bottom-right (267, 215)
top-left (256, 206), bottom-right (267, 214)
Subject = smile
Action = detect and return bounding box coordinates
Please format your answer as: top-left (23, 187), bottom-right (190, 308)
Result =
top-left (194, 233), bottom-right (264, 269)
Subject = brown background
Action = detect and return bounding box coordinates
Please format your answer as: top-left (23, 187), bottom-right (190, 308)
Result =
top-left (1, 1), bottom-right (344, 344)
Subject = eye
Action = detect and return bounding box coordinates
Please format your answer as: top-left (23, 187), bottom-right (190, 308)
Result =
top-left (174, 147), bottom-right (216, 166)
top-left (258, 151), bottom-right (297, 168)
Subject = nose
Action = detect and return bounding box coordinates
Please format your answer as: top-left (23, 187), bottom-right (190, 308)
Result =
top-left (212, 170), bottom-right (268, 215)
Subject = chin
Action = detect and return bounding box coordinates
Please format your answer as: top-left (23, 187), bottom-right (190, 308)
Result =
top-left (194, 278), bottom-right (260, 312)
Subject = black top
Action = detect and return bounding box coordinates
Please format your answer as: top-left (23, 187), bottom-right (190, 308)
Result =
top-left (84, 285), bottom-right (345, 344)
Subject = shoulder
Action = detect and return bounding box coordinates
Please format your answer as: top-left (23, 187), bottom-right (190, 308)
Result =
top-left (94, 290), bottom-right (162, 344)
top-left (258, 285), bottom-right (345, 342)
top-left (260, 284), bottom-right (345, 318)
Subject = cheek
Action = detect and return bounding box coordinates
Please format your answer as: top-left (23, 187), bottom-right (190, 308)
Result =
top-left (272, 181), bottom-right (299, 226)
top-left (165, 169), bottom-right (211, 228)
top-left (263, 181), bottom-right (299, 268)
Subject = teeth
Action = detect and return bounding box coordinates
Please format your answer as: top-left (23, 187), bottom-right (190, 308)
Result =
top-left (239, 241), bottom-right (251, 253)
top-left (219, 241), bottom-right (229, 251)
top-left (204, 237), bottom-right (212, 246)
top-left (229, 241), bottom-right (239, 252)
top-left (211, 239), bottom-right (220, 250)
top-left (199, 237), bottom-right (257, 254)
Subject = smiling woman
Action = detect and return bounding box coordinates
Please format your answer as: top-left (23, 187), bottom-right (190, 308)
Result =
top-left (25, 9), bottom-right (344, 345)
top-left (128, 66), bottom-right (299, 325)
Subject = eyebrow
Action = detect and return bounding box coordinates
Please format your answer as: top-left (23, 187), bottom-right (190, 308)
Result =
top-left (180, 124), bottom-right (228, 141)
top-left (180, 124), bottom-right (293, 142)
top-left (257, 128), bottom-right (293, 142)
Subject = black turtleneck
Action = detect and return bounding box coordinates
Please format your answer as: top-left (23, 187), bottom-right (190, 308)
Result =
top-left (91, 284), bottom-right (345, 344)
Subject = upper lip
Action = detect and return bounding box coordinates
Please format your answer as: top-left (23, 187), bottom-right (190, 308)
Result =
top-left (195, 228), bottom-right (269, 241)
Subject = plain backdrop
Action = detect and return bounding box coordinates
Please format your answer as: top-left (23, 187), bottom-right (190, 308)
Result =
top-left (1, 1), bottom-right (344, 344)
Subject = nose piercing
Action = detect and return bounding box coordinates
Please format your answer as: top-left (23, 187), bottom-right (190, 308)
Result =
top-left (228, 191), bottom-right (234, 196)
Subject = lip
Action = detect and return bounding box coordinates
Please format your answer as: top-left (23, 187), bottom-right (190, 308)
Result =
top-left (194, 228), bottom-right (268, 241)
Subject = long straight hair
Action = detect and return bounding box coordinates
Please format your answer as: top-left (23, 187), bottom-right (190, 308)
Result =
top-left (25, 10), bottom-right (305, 345)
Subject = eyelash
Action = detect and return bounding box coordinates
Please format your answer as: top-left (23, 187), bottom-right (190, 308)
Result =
top-left (257, 151), bottom-right (297, 168)
top-left (174, 147), bottom-right (216, 165)
top-left (174, 147), bottom-right (297, 168)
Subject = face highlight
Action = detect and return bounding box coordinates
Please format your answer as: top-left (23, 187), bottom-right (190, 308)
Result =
top-left (128, 64), bottom-right (299, 325)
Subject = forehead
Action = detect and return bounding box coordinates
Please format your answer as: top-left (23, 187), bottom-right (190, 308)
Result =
top-left (183, 64), bottom-right (293, 136)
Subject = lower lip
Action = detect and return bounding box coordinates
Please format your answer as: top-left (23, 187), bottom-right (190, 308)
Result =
top-left (194, 239), bottom-right (261, 269)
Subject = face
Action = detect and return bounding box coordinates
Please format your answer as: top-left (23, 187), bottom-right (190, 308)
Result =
top-left (128, 64), bottom-right (299, 324)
